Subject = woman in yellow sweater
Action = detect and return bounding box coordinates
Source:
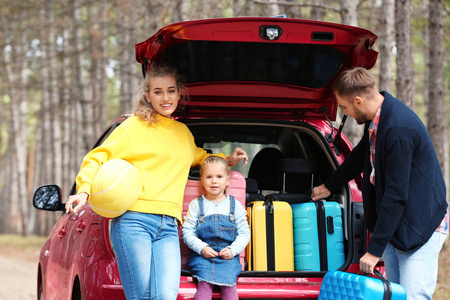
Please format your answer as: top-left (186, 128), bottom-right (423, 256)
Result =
top-left (65, 64), bottom-right (247, 300)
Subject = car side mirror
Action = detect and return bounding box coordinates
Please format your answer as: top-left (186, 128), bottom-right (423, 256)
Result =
top-left (33, 185), bottom-right (65, 211)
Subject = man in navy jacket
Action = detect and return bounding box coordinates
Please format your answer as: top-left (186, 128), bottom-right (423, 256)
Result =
top-left (312, 68), bottom-right (448, 299)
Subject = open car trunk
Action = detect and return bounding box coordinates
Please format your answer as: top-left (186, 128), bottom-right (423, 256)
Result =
top-left (179, 118), bottom-right (364, 278)
top-left (134, 17), bottom-right (375, 297)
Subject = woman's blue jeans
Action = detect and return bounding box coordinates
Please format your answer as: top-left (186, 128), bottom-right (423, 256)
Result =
top-left (382, 231), bottom-right (447, 300)
top-left (111, 211), bottom-right (181, 300)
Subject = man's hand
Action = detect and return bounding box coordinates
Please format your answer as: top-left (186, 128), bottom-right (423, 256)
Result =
top-left (359, 252), bottom-right (380, 274)
top-left (219, 247), bottom-right (233, 260)
top-left (311, 184), bottom-right (331, 201)
top-left (201, 246), bottom-right (219, 258)
top-left (226, 147), bottom-right (248, 166)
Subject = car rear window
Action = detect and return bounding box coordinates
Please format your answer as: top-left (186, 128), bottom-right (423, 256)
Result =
top-left (161, 40), bottom-right (345, 88)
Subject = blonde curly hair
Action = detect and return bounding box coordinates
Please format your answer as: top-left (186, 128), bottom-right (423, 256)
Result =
top-left (132, 63), bottom-right (188, 124)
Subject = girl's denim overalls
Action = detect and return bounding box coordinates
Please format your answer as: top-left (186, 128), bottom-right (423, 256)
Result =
top-left (188, 195), bottom-right (242, 286)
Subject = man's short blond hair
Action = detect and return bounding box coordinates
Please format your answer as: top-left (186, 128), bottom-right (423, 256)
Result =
top-left (332, 67), bottom-right (377, 101)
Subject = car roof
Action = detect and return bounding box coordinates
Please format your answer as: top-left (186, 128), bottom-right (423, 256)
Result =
top-left (135, 17), bottom-right (378, 121)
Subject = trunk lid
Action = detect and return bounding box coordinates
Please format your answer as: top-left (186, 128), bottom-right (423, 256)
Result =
top-left (135, 17), bottom-right (378, 121)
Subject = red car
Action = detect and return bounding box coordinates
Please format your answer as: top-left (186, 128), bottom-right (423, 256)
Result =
top-left (33, 17), bottom-right (379, 299)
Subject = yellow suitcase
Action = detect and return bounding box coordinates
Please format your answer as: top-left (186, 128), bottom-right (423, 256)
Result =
top-left (246, 197), bottom-right (294, 271)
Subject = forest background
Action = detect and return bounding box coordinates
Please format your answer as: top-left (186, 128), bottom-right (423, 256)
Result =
top-left (0, 0), bottom-right (449, 236)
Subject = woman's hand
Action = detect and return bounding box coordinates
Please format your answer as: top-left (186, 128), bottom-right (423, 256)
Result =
top-left (226, 147), bottom-right (248, 166)
top-left (65, 192), bottom-right (89, 215)
top-left (201, 246), bottom-right (219, 258)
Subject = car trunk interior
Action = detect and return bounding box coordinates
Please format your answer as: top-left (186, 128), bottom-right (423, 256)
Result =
top-left (181, 119), bottom-right (353, 276)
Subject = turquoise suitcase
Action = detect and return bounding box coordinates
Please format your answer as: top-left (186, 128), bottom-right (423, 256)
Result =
top-left (291, 200), bottom-right (345, 271)
top-left (319, 270), bottom-right (407, 300)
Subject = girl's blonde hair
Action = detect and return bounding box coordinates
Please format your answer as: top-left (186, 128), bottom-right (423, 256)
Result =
top-left (200, 156), bottom-right (229, 177)
top-left (132, 63), bottom-right (188, 124)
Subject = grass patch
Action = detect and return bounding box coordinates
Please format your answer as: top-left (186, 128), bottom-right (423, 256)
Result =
top-left (0, 234), bottom-right (46, 250)
top-left (0, 234), bottom-right (47, 262)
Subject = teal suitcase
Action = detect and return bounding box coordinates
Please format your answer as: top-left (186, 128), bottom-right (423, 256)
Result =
top-left (319, 270), bottom-right (407, 300)
top-left (291, 200), bottom-right (345, 271)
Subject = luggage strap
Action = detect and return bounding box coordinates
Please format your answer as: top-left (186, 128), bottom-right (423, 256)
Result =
top-left (374, 269), bottom-right (392, 300)
top-left (265, 197), bottom-right (275, 271)
top-left (315, 201), bottom-right (328, 271)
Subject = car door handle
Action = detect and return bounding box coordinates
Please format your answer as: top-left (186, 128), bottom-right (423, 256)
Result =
top-left (76, 222), bottom-right (86, 233)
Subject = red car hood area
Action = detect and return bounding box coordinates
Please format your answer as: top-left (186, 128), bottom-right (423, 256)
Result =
top-left (135, 17), bottom-right (378, 121)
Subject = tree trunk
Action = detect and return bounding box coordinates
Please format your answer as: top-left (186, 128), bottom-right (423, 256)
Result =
top-left (174, 0), bottom-right (189, 21)
top-left (191, 0), bottom-right (221, 19)
top-left (339, 0), bottom-right (358, 26)
top-left (395, 0), bottom-right (414, 108)
top-left (262, 0), bottom-right (280, 17)
top-left (243, 0), bottom-right (256, 16)
top-left (0, 8), bottom-right (9, 233)
top-left (61, 0), bottom-right (75, 199)
top-left (118, 0), bottom-right (138, 114)
top-left (87, 1), bottom-right (108, 137)
top-left (2, 129), bottom-right (14, 232)
top-left (0, 2), bottom-right (31, 235)
top-left (5, 25), bottom-right (29, 234)
top-left (36, 0), bottom-right (63, 235)
top-left (278, 0), bottom-right (301, 18)
top-left (234, 0), bottom-right (245, 16)
top-left (74, 0), bottom-right (95, 153)
top-left (339, 0), bottom-right (361, 146)
top-left (0, 90), bottom-right (12, 232)
top-left (422, 0), bottom-right (429, 114)
top-left (427, 0), bottom-right (447, 196)
top-left (378, 0), bottom-right (395, 92)
top-left (310, 0), bottom-right (325, 20)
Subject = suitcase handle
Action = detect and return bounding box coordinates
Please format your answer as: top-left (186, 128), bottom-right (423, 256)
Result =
top-left (373, 269), bottom-right (392, 300)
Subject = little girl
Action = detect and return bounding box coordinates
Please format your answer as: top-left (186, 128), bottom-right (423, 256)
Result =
top-left (182, 156), bottom-right (250, 300)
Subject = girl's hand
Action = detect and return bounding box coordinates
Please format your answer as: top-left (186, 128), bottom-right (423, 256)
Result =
top-left (201, 246), bottom-right (219, 258)
top-left (219, 247), bottom-right (233, 260)
top-left (65, 192), bottom-right (88, 215)
top-left (226, 147), bottom-right (248, 166)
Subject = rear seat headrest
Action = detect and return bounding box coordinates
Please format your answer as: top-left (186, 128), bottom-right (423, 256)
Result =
top-left (245, 178), bottom-right (259, 194)
top-left (275, 158), bottom-right (318, 175)
top-left (245, 177), bottom-right (265, 204)
top-left (248, 147), bottom-right (285, 191)
top-left (275, 158), bottom-right (318, 193)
